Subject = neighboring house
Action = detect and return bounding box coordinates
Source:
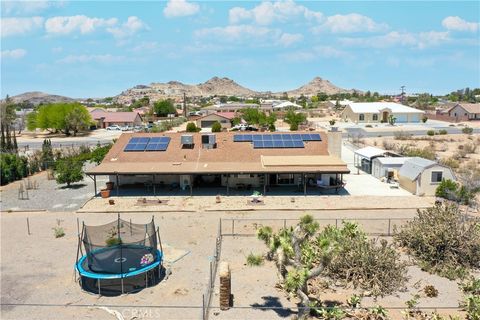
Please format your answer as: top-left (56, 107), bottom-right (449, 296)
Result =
top-left (203, 103), bottom-right (260, 115)
top-left (90, 109), bottom-right (143, 128)
top-left (341, 102), bottom-right (425, 123)
top-left (371, 157), bottom-right (411, 179)
top-left (326, 99), bottom-right (353, 109)
top-left (447, 103), bottom-right (480, 121)
top-left (398, 157), bottom-right (455, 196)
top-left (196, 112), bottom-right (236, 129)
top-left (272, 101), bottom-right (303, 111)
top-left (86, 131), bottom-right (350, 196)
top-left (133, 106), bottom-right (151, 116)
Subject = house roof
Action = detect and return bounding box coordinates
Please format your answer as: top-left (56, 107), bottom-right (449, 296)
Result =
top-left (374, 157), bottom-right (411, 165)
top-left (354, 146), bottom-right (387, 159)
top-left (197, 112), bottom-right (236, 120)
top-left (398, 157), bottom-right (437, 180)
top-left (90, 110), bottom-right (141, 122)
top-left (348, 102), bottom-right (425, 114)
top-left (272, 101), bottom-right (303, 109)
top-left (86, 131), bottom-right (349, 175)
top-left (453, 103), bottom-right (480, 114)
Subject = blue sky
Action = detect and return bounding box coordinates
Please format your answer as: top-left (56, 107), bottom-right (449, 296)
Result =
top-left (1, 0), bottom-right (479, 98)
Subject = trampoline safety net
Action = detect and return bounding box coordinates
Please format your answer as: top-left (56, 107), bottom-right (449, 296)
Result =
top-left (82, 217), bottom-right (158, 275)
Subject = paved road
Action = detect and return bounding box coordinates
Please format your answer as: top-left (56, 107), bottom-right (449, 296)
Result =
top-left (342, 126), bottom-right (480, 138)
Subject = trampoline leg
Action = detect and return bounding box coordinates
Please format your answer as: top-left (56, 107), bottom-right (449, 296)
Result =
top-left (98, 279), bottom-right (101, 296)
top-left (121, 277), bottom-right (124, 294)
top-left (145, 272), bottom-right (148, 288)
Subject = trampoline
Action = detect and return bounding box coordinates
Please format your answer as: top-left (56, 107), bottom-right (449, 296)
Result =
top-left (75, 215), bottom-right (163, 295)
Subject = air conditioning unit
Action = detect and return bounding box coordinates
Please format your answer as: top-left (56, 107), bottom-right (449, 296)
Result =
top-left (202, 134), bottom-right (216, 149)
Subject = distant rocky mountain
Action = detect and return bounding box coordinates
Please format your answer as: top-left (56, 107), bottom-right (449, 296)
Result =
top-left (8, 91), bottom-right (74, 106)
top-left (196, 77), bottom-right (256, 96)
top-left (284, 77), bottom-right (357, 96)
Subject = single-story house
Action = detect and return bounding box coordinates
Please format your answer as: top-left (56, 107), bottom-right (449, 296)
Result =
top-left (398, 157), bottom-right (455, 196)
top-left (371, 157), bottom-right (411, 179)
top-left (326, 99), bottom-right (353, 109)
top-left (341, 102), bottom-right (425, 123)
top-left (196, 112), bottom-right (236, 129)
top-left (202, 103), bottom-right (260, 115)
top-left (447, 103), bottom-right (480, 121)
top-left (272, 101), bottom-right (303, 111)
top-left (86, 131), bottom-right (350, 196)
top-left (90, 109), bottom-right (143, 128)
top-left (353, 146), bottom-right (398, 174)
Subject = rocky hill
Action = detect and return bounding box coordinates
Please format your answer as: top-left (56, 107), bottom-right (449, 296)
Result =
top-left (284, 77), bottom-right (357, 96)
top-left (8, 91), bottom-right (74, 106)
top-left (197, 77), bottom-right (256, 96)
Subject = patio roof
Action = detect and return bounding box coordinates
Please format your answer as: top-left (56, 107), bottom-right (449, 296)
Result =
top-left (354, 146), bottom-right (387, 160)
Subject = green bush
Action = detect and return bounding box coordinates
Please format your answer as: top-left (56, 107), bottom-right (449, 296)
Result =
top-left (422, 116), bottom-right (428, 123)
top-left (105, 237), bottom-right (122, 246)
top-left (186, 122), bottom-right (199, 132)
top-left (462, 127), bottom-right (473, 134)
top-left (394, 203), bottom-right (480, 279)
top-left (0, 153), bottom-right (29, 185)
top-left (438, 129), bottom-right (448, 135)
top-left (246, 253), bottom-right (263, 266)
top-left (427, 130), bottom-right (435, 136)
top-left (54, 157), bottom-right (84, 187)
top-left (52, 226), bottom-right (65, 238)
top-left (211, 121), bottom-right (222, 132)
top-left (435, 179), bottom-right (458, 199)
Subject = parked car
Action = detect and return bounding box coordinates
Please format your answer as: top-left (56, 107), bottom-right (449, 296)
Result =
top-left (106, 125), bottom-right (121, 131)
top-left (121, 125), bottom-right (133, 131)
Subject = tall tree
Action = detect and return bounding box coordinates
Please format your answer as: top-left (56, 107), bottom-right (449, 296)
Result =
top-left (153, 100), bottom-right (176, 117)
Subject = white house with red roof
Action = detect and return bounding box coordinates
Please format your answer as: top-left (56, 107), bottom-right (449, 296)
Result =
top-left (90, 109), bottom-right (143, 128)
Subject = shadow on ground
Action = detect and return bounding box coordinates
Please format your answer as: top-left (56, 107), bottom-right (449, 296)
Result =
top-left (251, 296), bottom-right (293, 317)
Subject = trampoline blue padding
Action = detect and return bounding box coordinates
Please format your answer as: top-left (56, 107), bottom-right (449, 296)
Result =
top-left (76, 248), bottom-right (162, 280)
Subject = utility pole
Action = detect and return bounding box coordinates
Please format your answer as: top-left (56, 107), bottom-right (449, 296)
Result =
top-left (183, 92), bottom-right (187, 117)
top-left (400, 85), bottom-right (406, 104)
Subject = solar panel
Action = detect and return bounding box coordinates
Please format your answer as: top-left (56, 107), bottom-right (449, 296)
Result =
top-left (253, 140), bottom-right (264, 148)
top-left (264, 140), bottom-right (274, 148)
top-left (124, 143), bottom-right (136, 151)
top-left (263, 134), bottom-right (273, 141)
top-left (273, 140), bottom-right (283, 148)
top-left (272, 134), bottom-right (282, 141)
top-left (293, 140), bottom-right (305, 148)
top-left (282, 134), bottom-right (292, 140)
top-left (252, 135), bottom-right (262, 141)
top-left (233, 134), bottom-right (253, 142)
top-left (310, 133), bottom-right (321, 141)
top-left (291, 134), bottom-right (302, 141)
top-left (145, 137), bottom-right (170, 152)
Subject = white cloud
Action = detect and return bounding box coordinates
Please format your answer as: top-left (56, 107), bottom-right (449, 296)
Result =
top-left (1, 1), bottom-right (64, 15)
top-left (195, 24), bottom-right (278, 42)
top-left (1, 16), bottom-right (44, 37)
top-left (229, 0), bottom-right (323, 25)
top-left (57, 54), bottom-right (125, 64)
top-left (45, 15), bottom-right (118, 35)
top-left (276, 33), bottom-right (303, 47)
top-left (442, 16), bottom-right (479, 32)
top-left (1, 48), bottom-right (27, 59)
top-left (281, 45), bottom-right (350, 62)
top-left (340, 31), bottom-right (450, 49)
top-left (107, 16), bottom-right (148, 39)
top-left (313, 13), bottom-right (388, 33)
top-left (163, 0), bottom-right (200, 18)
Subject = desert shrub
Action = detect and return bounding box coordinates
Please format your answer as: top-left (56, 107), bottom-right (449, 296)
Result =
top-left (316, 222), bottom-right (408, 296)
top-left (246, 253), bottom-right (263, 266)
top-left (435, 179), bottom-right (458, 200)
top-left (394, 131), bottom-right (412, 140)
top-left (394, 203), bottom-right (480, 279)
top-left (462, 295), bottom-right (480, 320)
top-left (54, 157), bottom-right (84, 187)
top-left (53, 227), bottom-right (65, 238)
top-left (402, 147), bottom-right (436, 160)
top-left (460, 276), bottom-right (480, 295)
top-left (382, 140), bottom-right (396, 150)
top-left (439, 157), bottom-right (459, 169)
top-left (0, 153), bottom-right (29, 185)
top-left (186, 122), bottom-right (199, 132)
top-left (427, 130), bottom-right (435, 136)
top-left (105, 237), bottom-right (122, 246)
top-left (438, 129), bottom-right (448, 135)
top-left (365, 124), bottom-right (372, 128)
top-left (423, 285), bottom-right (439, 297)
top-left (462, 127), bottom-right (473, 134)
top-left (464, 143), bottom-right (477, 154)
top-left (422, 116), bottom-right (428, 123)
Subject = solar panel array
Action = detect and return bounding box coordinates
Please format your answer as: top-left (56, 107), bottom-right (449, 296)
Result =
top-left (233, 133), bottom-right (321, 149)
top-left (124, 137), bottom-right (171, 152)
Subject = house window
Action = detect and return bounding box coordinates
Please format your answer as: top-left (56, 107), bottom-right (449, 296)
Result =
top-left (359, 114), bottom-right (365, 121)
top-left (431, 171), bottom-right (443, 183)
top-left (373, 114), bottom-right (378, 121)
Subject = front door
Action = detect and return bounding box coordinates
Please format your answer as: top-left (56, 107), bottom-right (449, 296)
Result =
top-left (382, 111), bottom-right (389, 122)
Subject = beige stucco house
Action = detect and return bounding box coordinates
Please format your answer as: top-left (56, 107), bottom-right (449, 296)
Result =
top-left (196, 112), bottom-right (235, 129)
top-left (398, 157), bottom-right (455, 196)
top-left (341, 102), bottom-right (425, 123)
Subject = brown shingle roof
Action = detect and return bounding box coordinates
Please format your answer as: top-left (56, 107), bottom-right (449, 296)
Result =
top-left (90, 110), bottom-right (141, 122)
top-left (457, 103), bottom-right (480, 114)
top-left (87, 131), bottom-right (349, 175)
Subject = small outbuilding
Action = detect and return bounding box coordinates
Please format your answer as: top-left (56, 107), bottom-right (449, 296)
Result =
top-left (371, 157), bottom-right (411, 179)
top-left (398, 157), bottom-right (455, 196)
top-left (353, 146), bottom-right (392, 174)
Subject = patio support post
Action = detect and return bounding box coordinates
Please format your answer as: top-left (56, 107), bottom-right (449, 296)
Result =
top-left (303, 173), bottom-right (307, 196)
top-left (93, 175), bottom-right (97, 197)
top-left (263, 174), bottom-right (267, 195)
top-left (153, 174), bottom-right (156, 196)
top-left (116, 173), bottom-right (119, 196)
top-left (226, 175), bottom-right (229, 196)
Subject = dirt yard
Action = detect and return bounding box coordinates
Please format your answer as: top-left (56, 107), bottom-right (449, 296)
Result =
top-left (1, 208), bottom-right (473, 320)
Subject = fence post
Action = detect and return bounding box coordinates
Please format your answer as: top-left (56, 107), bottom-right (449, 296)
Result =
top-left (388, 219), bottom-right (391, 236)
top-left (335, 219), bottom-right (338, 228)
top-left (202, 294), bottom-right (205, 320)
top-left (232, 219), bottom-right (235, 236)
top-left (27, 217), bottom-right (30, 235)
top-left (283, 219), bottom-right (286, 229)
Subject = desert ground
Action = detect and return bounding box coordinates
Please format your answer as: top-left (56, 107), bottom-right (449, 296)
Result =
top-left (1, 206), bottom-right (474, 320)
